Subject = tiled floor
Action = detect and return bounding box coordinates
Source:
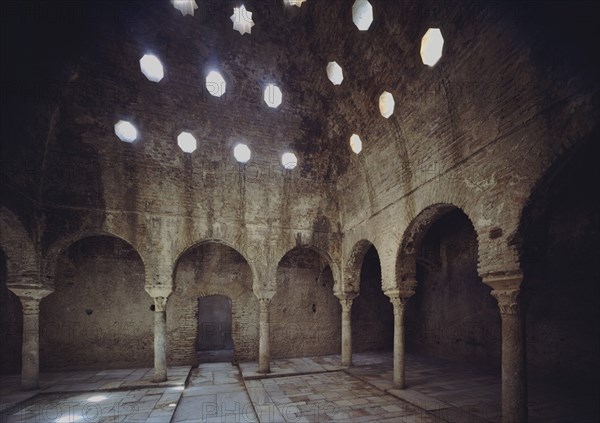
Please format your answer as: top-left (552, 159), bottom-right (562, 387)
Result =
top-left (1, 353), bottom-right (598, 422)
top-left (1, 366), bottom-right (189, 423)
top-left (172, 363), bottom-right (256, 423)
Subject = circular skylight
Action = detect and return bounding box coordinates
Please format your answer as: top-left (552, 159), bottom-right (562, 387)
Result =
top-left (114, 120), bottom-right (138, 143)
top-left (264, 84), bottom-right (283, 108)
top-left (326, 62), bottom-right (344, 85)
top-left (234, 143), bottom-right (252, 163)
top-left (178, 131), bottom-right (197, 153)
top-left (206, 71), bottom-right (226, 97)
top-left (379, 91), bottom-right (395, 118)
top-left (282, 152), bottom-right (298, 170)
top-left (139, 54), bottom-right (164, 82)
top-left (420, 28), bottom-right (444, 67)
top-left (352, 0), bottom-right (373, 31)
top-left (350, 134), bottom-right (363, 154)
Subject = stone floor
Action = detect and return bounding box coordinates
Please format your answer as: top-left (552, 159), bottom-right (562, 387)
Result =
top-left (1, 353), bottom-right (598, 422)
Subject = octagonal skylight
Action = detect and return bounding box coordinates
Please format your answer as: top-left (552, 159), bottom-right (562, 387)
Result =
top-left (206, 71), bottom-right (226, 97)
top-left (114, 120), bottom-right (138, 143)
top-left (282, 152), bottom-right (298, 170)
top-left (234, 143), bottom-right (252, 163)
top-left (284, 0), bottom-right (306, 7)
top-left (139, 54), bottom-right (164, 82)
top-left (264, 84), bottom-right (283, 108)
top-left (231, 5), bottom-right (255, 35)
top-left (350, 134), bottom-right (363, 154)
top-left (352, 0), bottom-right (373, 31)
top-left (171, 0), bottom-right (198, 16)
top-left (326, 62), bottom-right (344, 85)
top-left (178, 131), bottom-right (197, 153)
top-left (379, 91), bottom-right (395, 118)
top-left (420, 28), bottom-right (444, 67)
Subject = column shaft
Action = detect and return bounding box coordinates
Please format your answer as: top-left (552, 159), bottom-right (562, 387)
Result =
top-left (339, 295), bottom-right (356, 367)
top-left (21, 299), bottom-right (41, 390)
top-left (492, 289), bottom-right (528, 423)
top-left (391, 297), bottom-right (408, 389)
top-left (258, 298), bottom-right (271, 374)
top-left (153, 296), bottom-right (168, 382)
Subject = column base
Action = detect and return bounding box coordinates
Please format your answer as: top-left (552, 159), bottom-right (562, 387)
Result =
top-left (152, 371), bottom-right (167, 383)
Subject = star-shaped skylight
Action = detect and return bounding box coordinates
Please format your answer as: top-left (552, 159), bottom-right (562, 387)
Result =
top-left (231, 5), bottom-right (255, 35)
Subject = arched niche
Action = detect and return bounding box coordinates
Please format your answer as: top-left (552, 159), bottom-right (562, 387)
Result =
top-left (271, 247), bottom-right (341, 358)
top-left (170, 241), bottom-right (258, 365)
top-left (40, 235), bottom-right (151, 370)
top-left (402, 207), bottom-right (501, 367)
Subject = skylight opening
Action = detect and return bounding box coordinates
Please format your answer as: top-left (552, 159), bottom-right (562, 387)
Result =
top-left (264, 84), bottom-right (283, 108)
top-left (139, 54), bottom-right (164, 82)
top-left (326, 62), bottom-right (344, 85)
top-left (234, 143), bottom-right (252, 163)
top-left (350, 134), bottom-right (363, 154)
top-left (114, 120), bottom-right (138, 143)
top-left (231, 5), bottom-right (255, 35)
top-left (282, 152), bottom-right (298, 170)
top-left (284, 0), bottom-right (306, 7)
top-left (178, 131), bottom-right (197, 153)
top-left (379, 91), bottom-right (395, 118)
top-left (420, 28), bottom-right (444, 67)
top-left (352, 0), bottom-right (373, 31)
top-left (206, 71), bottom-right (226, 97)
top-left (171, 0), bottom-right (198, 16)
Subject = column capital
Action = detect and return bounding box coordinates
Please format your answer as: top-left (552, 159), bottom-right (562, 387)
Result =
top-left (21, 297), bottom-right (43, 315)
top-left (258, 297), bottom-right (272, 312)
top-left (153, 296), bottom-right (168, 312)
top-left (490, 289), bottom-right (521, 315)
top-left (338, 294), bottom-right (358, 313)
top-left (384, 288), bottom-right (416, 301)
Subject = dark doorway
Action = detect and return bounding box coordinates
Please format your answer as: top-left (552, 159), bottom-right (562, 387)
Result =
top-left (352, 245), bottom-right (393, 353)
top-left (196, 295), bottom-right (234, 363)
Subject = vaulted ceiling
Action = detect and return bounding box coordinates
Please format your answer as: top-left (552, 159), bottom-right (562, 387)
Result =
top-left (1, 0), bottom-right (597, 205)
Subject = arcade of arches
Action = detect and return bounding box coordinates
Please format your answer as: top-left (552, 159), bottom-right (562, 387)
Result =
top-left (1, 1), bottom-right (598, 422)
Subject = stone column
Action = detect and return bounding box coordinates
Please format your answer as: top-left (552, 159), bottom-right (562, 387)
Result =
top-left (491, 288), bottom-right (528, 423)
top-left (152, 296), bottom-right (168, 382)
top-left (338, 293), bottom-right (357, 367)
top-left (20, 298), bottom-right (42, 390)
top-left (387, 290), bottom-right (414, 389)
top-left (10, 286), bottom-right (53, 391)
top-left (258, 297), bottom-right (271, 373)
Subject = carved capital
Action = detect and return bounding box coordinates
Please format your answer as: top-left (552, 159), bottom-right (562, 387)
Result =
top-left (20, 297), bottom-right (41, 315)
top-left (490, 289), bottom-right (521, 315)
top-left (258, 297), bottom-right (271, 313)
top-left (389, 295), bottom-right (412, 315)
top-left (339, 295), bottom-right (357, 313)
top-left (153, 296), bottom-right (168, 312)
